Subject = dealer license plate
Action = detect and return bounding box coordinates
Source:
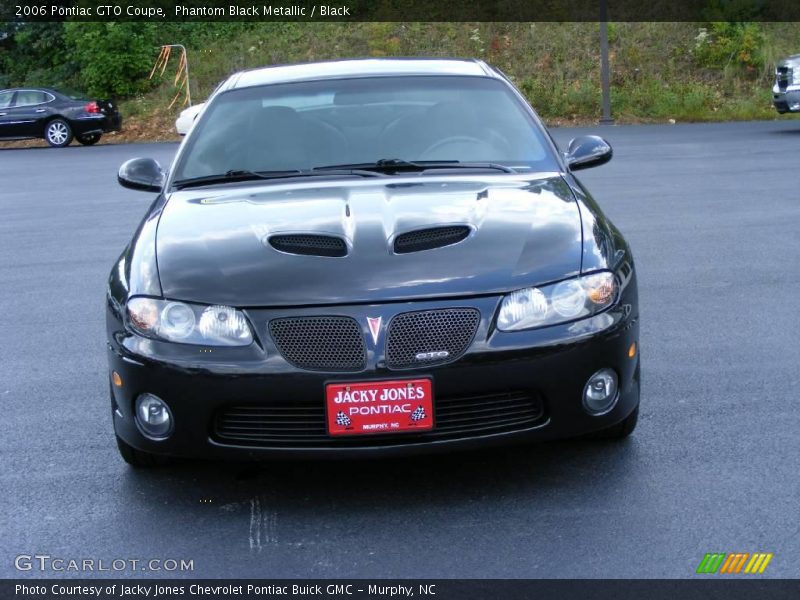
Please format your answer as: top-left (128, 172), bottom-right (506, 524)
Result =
top-left (325, 378), bottom-right (434, 436)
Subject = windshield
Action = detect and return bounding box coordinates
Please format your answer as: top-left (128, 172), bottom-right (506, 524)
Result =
top-left (172, 75), bottom-right (559, 182)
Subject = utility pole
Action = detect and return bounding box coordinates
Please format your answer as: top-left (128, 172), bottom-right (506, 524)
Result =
top-left (599, 0), bottom-right (614, 125)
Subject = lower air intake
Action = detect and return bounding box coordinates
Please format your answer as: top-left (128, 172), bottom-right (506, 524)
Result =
top-left (213, 391), bottom-right (545, 447)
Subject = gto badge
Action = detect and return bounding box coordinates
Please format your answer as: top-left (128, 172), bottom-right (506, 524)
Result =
top-left (366, 317), bottom-right (382, 345)
top-left (415, 350), bottom-right (450, 361)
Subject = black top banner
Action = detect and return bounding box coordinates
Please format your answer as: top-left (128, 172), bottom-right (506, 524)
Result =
top-left (5, 0), bottom-right (800, 22)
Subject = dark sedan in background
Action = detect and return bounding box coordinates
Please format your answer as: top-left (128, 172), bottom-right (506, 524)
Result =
top-left (0, 87), bottom-right (122, 147)
top-left (109, 58), bottom-right (639, 467)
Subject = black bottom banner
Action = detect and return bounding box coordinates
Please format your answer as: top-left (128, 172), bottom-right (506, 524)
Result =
top-left (4, 580), bottom-right (800, 600)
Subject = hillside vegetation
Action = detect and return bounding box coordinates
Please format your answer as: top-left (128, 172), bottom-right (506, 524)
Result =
top-left (1, 22), bottom-right (799, 143)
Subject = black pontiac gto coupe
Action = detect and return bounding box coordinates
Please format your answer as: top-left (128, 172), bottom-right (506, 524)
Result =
top-left (108, 59), bottom-right (639, 466)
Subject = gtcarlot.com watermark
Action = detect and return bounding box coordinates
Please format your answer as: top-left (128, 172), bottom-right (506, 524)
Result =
top-left (14, 554), bottom-right (194, 573)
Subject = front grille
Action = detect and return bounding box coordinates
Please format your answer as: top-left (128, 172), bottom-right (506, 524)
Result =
top-left (269, 317), bottom-right (366, 371)
top-left (394, 226), bottom-right (471, 254)
top-left (777, 66), bottom-right (791, 91)
top-left (213, 391), bottom-right (545, 447)
top-left (269, 234), bottom-right (347, 257)
top-left (385, 308), bottom-right (480, 369)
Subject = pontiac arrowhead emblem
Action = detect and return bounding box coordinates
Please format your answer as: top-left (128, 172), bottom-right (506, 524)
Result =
top-left (366, 317), bottom-right (382, 345)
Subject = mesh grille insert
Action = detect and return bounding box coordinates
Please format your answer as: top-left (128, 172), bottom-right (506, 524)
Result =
top-left (385, 308), bottom-right (480, 369)
top-left (269, 316), bottom-right (366, 371)
top-left (394, 226), bottom-right (471, 254)
top-left (269, 234), bottom-right (347, 257)
top-left (777, 67), bottom-right (791, 90)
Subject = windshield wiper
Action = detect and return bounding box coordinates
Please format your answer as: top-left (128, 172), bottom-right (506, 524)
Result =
top-left (172, 168), bottom-right (385, 190)
top-left (313, 159), bottom-right (516, 174)
top-left (172, 169), bottom-right (303, 189)
top-left (172, 160), bottom-right (514, 189)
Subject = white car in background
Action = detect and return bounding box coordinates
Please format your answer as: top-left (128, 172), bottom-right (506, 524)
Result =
top-left (175, 103), bottom-right (204, 135)
top-left (773, 54), bottom-right (800, 113)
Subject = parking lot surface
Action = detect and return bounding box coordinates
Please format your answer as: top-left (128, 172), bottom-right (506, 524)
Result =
top-left (1, 120), bottom-right (799, 578)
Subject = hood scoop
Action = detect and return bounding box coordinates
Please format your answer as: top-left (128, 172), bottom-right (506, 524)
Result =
top-left (393, 225), bottom-right (471, 254)
top-left (268, 234), bottom-right (348, 257)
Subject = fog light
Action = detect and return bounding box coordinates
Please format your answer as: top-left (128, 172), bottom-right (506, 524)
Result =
top-left (583, 369), bottom-right (618, 415)
top-left (135, 393), bottom-right (173, 440)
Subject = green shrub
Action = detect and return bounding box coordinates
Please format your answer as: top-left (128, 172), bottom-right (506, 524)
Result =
top-left (63, 22), bottom-right (158, 98)
top-left (693, 22), bottom-right (766, 74)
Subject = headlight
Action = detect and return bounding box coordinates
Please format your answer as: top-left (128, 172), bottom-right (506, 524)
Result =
top-left (127, 297), bottom-right (253, 346)
top-left (497, 271), bottom-right (618, 331)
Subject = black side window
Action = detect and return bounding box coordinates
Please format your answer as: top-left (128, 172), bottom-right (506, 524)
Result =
top-left (0, 92), bottom-right (14, 109)
top-left (14, 91), bottom-right (48, 107)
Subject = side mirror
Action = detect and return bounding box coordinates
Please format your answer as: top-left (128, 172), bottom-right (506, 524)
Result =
top-left (565, 135), bottom-right (613, 171)
top-left (118, 158), bottom-right (165, 192)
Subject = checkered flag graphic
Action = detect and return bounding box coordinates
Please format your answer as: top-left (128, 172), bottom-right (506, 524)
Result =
top-left (335, 411), bottom-right (352, 428)
top-left (410, 405), bottom-right (426, 423)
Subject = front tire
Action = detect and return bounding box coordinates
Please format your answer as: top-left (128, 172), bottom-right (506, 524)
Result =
top-left (589, 405), bottom-right (639, 440)
top-left (115, 435), bottom-right (172, 468)
top-left (77, 133), bottom-right (101, 146)
top-left (45, 119), bottom-right (73, 147)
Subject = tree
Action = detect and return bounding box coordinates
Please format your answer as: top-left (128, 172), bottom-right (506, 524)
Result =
top-left (64, 22), bottom-right (158, 97)
top-left (0, 23), bottom-right (78, 89)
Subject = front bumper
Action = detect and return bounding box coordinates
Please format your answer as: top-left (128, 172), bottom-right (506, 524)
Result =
top-left (107, 282), bottom-right (639, 459)
top-left (773, 84), bottom-right (800, 113)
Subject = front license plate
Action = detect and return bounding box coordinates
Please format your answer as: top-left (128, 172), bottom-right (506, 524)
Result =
top-left (326, 378), bottom-right (434, 436)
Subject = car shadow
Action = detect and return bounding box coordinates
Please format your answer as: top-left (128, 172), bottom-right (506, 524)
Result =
top-left (118, 436), bottom-right (646, 521)
top-left (770, 125), bottom-right (800, 135)
top-left (0, 144), bottom-right (51, 151)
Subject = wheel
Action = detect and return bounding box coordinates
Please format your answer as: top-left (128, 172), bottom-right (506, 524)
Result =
top-left (77, 133), bottom-right (101, 146)
top-left (44, 119), bottom-right (73, 147)
top-left (115, 435), bottom-right (172, 468)
top-left (589, 405), bottom-right (639, 440)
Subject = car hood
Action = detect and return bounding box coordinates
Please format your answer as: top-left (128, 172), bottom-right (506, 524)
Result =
top-left (778, 54), bottom-right (800, 66)
top-left (155, 174), bottom-right (583, 307)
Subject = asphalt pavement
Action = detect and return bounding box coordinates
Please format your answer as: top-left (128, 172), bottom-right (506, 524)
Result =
top-left (1, 120), bottom-right (799, 579)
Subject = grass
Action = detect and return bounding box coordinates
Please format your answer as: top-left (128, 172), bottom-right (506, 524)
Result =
top-left (143, 22), bottom-right (799, 126)
top-left (2, 22), bottom-right (798, 148)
